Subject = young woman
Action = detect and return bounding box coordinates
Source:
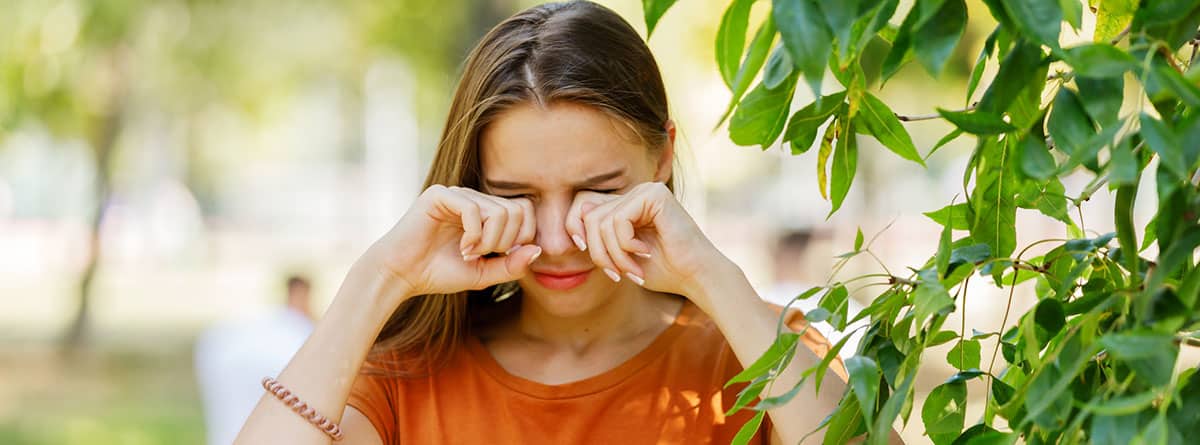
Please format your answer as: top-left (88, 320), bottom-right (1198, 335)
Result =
top-left (235, 1), bottom-right (863, 443)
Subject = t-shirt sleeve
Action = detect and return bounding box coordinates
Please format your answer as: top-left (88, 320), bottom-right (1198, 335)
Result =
top-left (346, 369), bottom-right (398, 445)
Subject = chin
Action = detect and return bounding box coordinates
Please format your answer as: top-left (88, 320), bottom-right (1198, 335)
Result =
top-left (518, 271), bottom-right (622, 318)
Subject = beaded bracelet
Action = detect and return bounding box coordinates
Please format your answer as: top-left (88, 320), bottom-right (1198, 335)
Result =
top-left (262, 376), bottom-right (344, 441)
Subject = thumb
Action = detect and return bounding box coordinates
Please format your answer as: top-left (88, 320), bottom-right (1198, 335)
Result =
top-left (474, 245), bottom-right (541, 287)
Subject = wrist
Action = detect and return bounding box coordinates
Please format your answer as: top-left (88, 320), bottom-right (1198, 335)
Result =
top-left (682, 255), bottom-right (749, 313)
top-left (345, 249), bottom-right (416, 312)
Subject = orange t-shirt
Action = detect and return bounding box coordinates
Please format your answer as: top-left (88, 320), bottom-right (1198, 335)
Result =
top-left (347, 300), bottom-right (843, 444)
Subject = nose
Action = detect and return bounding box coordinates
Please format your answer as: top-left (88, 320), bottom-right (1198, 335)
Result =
top-left (534, 198), bottom-right (576, 257)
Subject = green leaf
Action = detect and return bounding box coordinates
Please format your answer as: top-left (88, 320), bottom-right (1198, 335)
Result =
top-left (783, 90), bottom-right (846, 154)
top-left (857, 93), bottom-right (924, 165)
top-left (912, 0), bottom-right (967, 76)
top-left (1059, 0), bottom-right (1083, 29)
top-left (946, 369), bottom-right (986, 384)
top-left (927, 128), bottom-right (964, 159)
top-left (1151, 62), bottom-right (1200, 108)
top-left (816, 0), bottom-right (860, 63)
top-left (966, 28), bottom-right (999, 104)
top-left (922, 381), bottom-right (966, 445)
top-left (726, 332), bottom-right (801, 385)
top-left (1076, 76), bottom-right (1124, 125)
top-left (824, 392), bottom-right (867, 445)
top-left (938, 109), bottom-right (1016, 135)
top-left (1047, 88), bottom-right (1096, 157)
top-left (774, 0), bottom-right (832, 98)
top-left (716, 0), bottom-right (755, 90)
top-left (1002, 0), bottom-right (1062, 49)
top-left (642, 0), bottom-right (679, 37)
top-left (924, 203), bottom-right (973, 230)
top-left (730, 410), bottom-right (765, 445)
top-left (854, 227), bottom-right (864, 250)
top-left (979, 41), bottom-right (1045, 115)
top-left (1100, 332), bottom-right (1179, 387)
top-left (1094, 0), bottom-right (1136, 43)
top-left (936, 214), bottom-right (952, 276)
top-left (1062, 43), bottom-right (1138, 77)
top-left (828, 118), bottom-right (858, 217)
top-left (946, 339), bottom-right (981, 370)
top-left (845, 356), bottom-right (881, 426)
top-left (816, 119), bottom-right (837, 199)
top-left (729, 73), bottom-right (799, 148)
top-left (1034, 298), bottom-right (1065, 335)
top-left (819, 285), bottom-right (850, 330)
top-left (914, 267), bottom-right (954, 327)
top-left (868, 372), bottom-right (914, 445)
top-left (927, 330), bottom-right (960, 347)
top-left (1086, 390), bottom-right (1160, 416)
top-left (1135, 414), bottom-right (1169, 445)
top-left (1017, 130), bottom-right (1056, 180)
top-left (762, 46), bottom-right (794, 90)
top-left (1016, 177), bottom-right (1072, 224)
top-left (971, 138), bottom-right (1018, 257)
top-left (719, 18), bottom-right (778, 127)
top-left (881, 9), bottom-right (917, 82)
top-left (1139, 113), bottom-right (1188, 180)
top-left (1091, 413), bottom-right (1140, 445)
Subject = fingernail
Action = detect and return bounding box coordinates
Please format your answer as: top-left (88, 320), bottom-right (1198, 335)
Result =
top-left (634, 252), bottom-right (652, 259)
top-left (572, 235), bottom-right (587, 252)
top-left (527, 247), bottom-right (542, 265)
top-left (463, 253), bottom-right (480, 262)
top-left (603, 268), bottom-right (621, 282)
top-left (625, 273), bottom-right (645, 286)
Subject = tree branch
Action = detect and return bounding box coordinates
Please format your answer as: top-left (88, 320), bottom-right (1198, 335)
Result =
top-left (896, 103), bottom-right (978, 122)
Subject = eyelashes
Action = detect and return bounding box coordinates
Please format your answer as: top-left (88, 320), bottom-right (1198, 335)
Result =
top-left (496, 189), bottom-right (619, 200)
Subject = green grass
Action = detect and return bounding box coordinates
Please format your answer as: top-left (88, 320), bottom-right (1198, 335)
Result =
top-left (0, 336), bottom-right (206, 445)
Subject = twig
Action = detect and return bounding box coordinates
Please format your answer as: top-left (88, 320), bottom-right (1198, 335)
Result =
top-left (1110, 24), bottom-right (1132, 45)
top-left (896, 103), bottom-right (979, 122)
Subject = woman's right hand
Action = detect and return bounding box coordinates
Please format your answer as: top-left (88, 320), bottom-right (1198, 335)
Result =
top-left (363, 184), bottom-right (541, 305)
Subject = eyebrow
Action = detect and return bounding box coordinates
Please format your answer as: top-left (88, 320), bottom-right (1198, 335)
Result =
top-left (484, 168), bottom-right (626, 190)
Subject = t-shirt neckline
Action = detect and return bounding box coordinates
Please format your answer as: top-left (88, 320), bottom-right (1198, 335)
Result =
top-left (465, 299), bottom-right (696, 400)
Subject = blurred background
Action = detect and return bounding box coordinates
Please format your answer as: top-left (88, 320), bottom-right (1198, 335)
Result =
top-left (0, 0), bottom-right (1175, 444)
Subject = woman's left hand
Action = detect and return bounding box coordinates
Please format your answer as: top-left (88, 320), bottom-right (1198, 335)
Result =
top-left (564, 181), bottom-right (728, 302)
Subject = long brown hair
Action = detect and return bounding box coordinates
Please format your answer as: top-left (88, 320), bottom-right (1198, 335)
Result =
top-left (367, 0), bottom-right (673, 375)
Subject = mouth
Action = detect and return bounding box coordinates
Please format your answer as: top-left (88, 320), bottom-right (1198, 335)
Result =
top-left (531, 268), bottom-right (593, 291)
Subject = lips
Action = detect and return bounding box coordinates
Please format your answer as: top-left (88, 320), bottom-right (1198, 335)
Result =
top-left (531, 268), bottom-right (593, 291)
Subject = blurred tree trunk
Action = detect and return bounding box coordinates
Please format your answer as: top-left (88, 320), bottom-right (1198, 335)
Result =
top-left (62, 50), bottom-right (127, 354)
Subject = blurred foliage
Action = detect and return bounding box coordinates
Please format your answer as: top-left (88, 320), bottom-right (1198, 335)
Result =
top-left (650, 0), bottom-right (1200, 443)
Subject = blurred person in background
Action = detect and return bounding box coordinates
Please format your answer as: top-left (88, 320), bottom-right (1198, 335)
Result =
top-left (196, 275), bottom-right (315, 445)
top-left (234, 2), bottom-right (889, 444)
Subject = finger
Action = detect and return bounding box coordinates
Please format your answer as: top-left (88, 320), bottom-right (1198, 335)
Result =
top-left (470, 196), bottom-right (508, 259)
top-left (600, 213), bottom-right (644, 284)
top-left (513, 198), bottom-right (536, 246)
top-left (435, 187), bottom-right (483, 255)
top-left (583, 201), bottom-right (622, 283)
top-left (564, 194), bottom-right (591, 252)
top-left (487, 195), bottom-right (523, 254)
top-left (471, 245), bottom-right (542, 289)
top-left (566, 191), bottom-right (618, 252)
top-left (612, 200), bottom-right (653, 258)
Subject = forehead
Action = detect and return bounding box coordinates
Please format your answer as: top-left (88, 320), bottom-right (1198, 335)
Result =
top-left (478, 101), bottom-right (650, 184)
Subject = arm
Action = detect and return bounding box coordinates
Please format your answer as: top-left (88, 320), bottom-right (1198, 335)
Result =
top-left (233, 259), bottom-right (403, 444)
top-left (234, 185), bottom-right (542, 444)
top-left (687, 260), bottom-right (904, 445)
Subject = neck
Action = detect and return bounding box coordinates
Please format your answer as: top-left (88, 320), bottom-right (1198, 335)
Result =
top-left (514, 286), bottom-right (681, 353)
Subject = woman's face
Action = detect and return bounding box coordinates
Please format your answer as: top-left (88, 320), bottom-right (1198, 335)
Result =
top-left (479, 101), bottom-right (672, 316)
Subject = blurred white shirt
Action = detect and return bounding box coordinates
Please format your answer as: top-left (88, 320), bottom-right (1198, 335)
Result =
top-left (194, 308), bottom-right (313, 445)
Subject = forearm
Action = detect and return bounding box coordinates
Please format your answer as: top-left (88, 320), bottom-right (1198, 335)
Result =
top-left (234, 258), bottom-right (408, 444)
top-left (687, 261), bottom-right (846, 444)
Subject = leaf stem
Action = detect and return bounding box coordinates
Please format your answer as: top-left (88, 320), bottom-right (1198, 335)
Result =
top-left (895, 103), bottom-right (978, 122)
